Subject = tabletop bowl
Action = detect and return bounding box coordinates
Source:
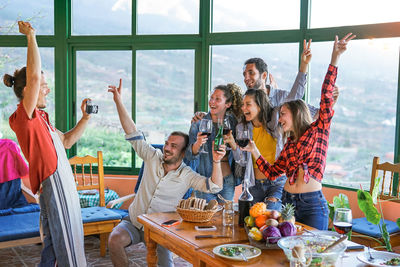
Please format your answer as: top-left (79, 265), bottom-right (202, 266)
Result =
top-left (277, 235), bottom-right (346, 267)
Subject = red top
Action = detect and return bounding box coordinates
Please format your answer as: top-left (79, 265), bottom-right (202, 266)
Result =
top-left (9, 102), bottom-right (58, 194)
top-left (256, 64), bottom-right (337, 185)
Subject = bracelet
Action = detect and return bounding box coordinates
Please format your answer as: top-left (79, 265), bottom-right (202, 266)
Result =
top-left (213, 160), bottom-right (221, 163)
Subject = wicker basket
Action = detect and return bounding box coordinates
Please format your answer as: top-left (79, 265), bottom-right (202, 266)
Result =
top-left (176, 207), bottom-right (218, 223)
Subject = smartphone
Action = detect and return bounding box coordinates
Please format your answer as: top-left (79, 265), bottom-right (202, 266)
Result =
top-left (161, 219), bottom-right (180, 227)
top-left (195, 225), bottom-right (217, 231)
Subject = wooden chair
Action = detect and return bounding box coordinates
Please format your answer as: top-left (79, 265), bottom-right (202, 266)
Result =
top-left (69, 151), bottom-right (122, 257)
top-left (352, 156), bottom-right (400, 248)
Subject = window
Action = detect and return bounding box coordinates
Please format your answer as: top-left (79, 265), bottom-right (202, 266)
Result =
top-left (310, 0), bottom-right (400, 28)
top-left (0, 47), bottom-right (54, 140)
top-left (0, 0), bottom-right (54, 35)
top-left (212, 0), bottom-right (299, 32)
top-left (135, 50), bottom-right (195, 144)
top-left (308, 38), bottom-right (400, 188)
top-left (72, 0), bottom-right (131, 35)
top-left (76, 50), bottom-right (132, 167)
top-left (137, 0), bottom-right (199, 34)
top-left (212, 43), bottom-right (299, 93)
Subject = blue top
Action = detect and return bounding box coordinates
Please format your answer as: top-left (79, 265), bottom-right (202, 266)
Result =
top-left (185, 112), bottom-right (237, 178)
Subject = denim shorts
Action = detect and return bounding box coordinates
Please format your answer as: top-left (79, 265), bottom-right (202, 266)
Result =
top-left (195, 173), bottom-right (236, 203)
top-left (249, 175), bottom-right (286, 211)
top-left (282, 190), bottom-right (329, 230)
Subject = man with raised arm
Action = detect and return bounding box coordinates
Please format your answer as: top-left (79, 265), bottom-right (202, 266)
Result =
top-left (107, 79), bottom-right (225, 267)
top-left (4, 22), bottom-right (89, 266)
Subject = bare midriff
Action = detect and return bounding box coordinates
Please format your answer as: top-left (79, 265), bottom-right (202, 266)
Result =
top-left (284, 167), bottom-right (322, 194)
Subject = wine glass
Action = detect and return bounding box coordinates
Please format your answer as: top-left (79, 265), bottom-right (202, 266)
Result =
top-left (236, 128), bottom-right (250, 165)
top-left (198, 119), bottom-right (212, 154)
top-left (333, 208), bottom-right (352, 235)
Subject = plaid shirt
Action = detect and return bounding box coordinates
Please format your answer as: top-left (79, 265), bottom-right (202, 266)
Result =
top-left (256, 64), bottom-right (337, 185)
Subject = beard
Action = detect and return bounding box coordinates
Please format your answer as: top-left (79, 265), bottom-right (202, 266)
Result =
top-left (163, 151), bottom-right (182, 165)
top-left (247, 77), bottom-right (264, 90)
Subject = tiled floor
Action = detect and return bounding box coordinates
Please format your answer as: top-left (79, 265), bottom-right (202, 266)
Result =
top-left (0, 236), bottom-right (192, 267)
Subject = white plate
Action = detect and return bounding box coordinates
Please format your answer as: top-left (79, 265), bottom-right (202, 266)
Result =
top-left (213, 244), bottom-right (261, 261)
top-left (357, 250), bottom-right (400, 266)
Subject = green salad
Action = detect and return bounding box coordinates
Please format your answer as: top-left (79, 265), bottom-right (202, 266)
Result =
top-left (384, 257), bottom-right (400, 266)
top-left (219, 246), bottom-right (245, 257)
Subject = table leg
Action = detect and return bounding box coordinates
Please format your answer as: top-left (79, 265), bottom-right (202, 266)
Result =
top-left (144, 228), bottom-right (157, 267)
top-left (99, 233), bottom-right (109, 257)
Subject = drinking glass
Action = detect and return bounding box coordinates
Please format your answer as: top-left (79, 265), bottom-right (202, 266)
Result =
top-left (236, 128), bottom-right (250, 165)
top-left (198, 119), bottom-right (212, 154)
top-left (333, 208), bottom-right (352, 235)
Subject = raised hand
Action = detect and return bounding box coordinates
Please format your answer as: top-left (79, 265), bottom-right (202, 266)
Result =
top-left (212, 144), bottom-right (226, 162)
top-left (80, 98), bottom-right (91, 120)
top-left (299, 39), bottom-right (312, 73)
top-left (18, 21), bottom-right (35, 36)
top-left (108, 79), bottom-right (123, 103)
top-left (331, 33), bottom-right (356, 66)
top-left (332, 85), bottom-right (340, 106)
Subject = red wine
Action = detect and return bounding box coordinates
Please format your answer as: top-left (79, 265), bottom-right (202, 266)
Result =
top-left (333, 222), bottom-right (352, 234)
top-left (237, 139), bottom-right (249, 148)
top-left (238, 200), bottom-right (251, 227)
top-left (223, 128), bottom-right (230, 135)
top-left (201, 132), bottom-right (211, 137)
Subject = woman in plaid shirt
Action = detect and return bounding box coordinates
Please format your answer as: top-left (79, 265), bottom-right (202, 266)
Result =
top-left (243, 33), bottom-right (356, 230)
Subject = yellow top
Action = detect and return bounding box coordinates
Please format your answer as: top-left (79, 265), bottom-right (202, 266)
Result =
top-left (252, 126), bottom-right (277, 169)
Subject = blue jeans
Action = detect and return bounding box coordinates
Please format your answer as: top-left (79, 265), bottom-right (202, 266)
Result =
top-left (195, 174), bottom-right (235, 203)
top-left (282, 190), bottom-right (329, 230)
top-left (249, 176), bottom-right (286, 211)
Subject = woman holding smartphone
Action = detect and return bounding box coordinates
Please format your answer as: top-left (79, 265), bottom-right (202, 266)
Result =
top-left (186, 84), bottom-right (242, 202)
top-left (242, 33), bottom-right (355, 230)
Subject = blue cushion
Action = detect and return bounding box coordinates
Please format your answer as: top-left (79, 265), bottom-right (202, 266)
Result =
top-left (110, 209), bottom-right (129, 218)
top-left (12, 203), bottom-right (40, 214)
top-left (0, 212), bottom-right (40, 242)
top-left (0, 208), bottom-right (12, 216)
top-left (81, 207), bottom-right (122, 223)
top-left (352, 217), bottom-right (400, 238)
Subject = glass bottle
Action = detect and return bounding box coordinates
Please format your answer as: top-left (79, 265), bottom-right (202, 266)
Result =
top-left (214, 118), bottom-right (224, 151)
top-left (238, 180), bottom-right (253, 227)
top-left (223, 200), bottom-right (234, 227)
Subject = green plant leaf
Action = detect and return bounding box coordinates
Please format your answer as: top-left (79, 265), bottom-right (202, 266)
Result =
top-left (381, 222), bottom-right (392, 252)
top-left (397, 218), bottom-right (400, 229)
top-left (327, 201), bottom-right (335, 222)
top-left (371, 176), bottom-right (382, 205)
top-left (357, 190), bottom-right (381, 224)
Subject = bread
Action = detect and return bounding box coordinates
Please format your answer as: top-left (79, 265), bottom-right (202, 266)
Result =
top-left (177, 197), bottom-right (217, 211)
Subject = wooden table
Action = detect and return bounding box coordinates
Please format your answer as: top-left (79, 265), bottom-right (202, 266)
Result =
top-left (137, 211), bottom-right (367, 267)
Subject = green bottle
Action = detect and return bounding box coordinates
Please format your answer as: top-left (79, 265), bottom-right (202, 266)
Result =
top-left (214, 119), bottom-right (224, 151)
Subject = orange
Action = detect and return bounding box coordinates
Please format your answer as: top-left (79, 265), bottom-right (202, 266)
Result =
top-left (249, 202), bottom-right (266, 218)
top-left (255, 214), bottom-right (268, 228)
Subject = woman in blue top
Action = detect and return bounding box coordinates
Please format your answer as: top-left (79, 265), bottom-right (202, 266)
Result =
top-left (186, 84), bottom-right (242, 202)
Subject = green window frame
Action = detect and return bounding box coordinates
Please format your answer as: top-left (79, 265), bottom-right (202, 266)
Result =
top-left (0, 0), bottom-right (399, 194)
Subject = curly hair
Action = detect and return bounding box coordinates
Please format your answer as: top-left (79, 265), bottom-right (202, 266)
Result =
top-left (213, 83), bottom-right (243, 119)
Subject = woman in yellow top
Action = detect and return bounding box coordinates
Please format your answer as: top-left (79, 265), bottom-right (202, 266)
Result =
top-left (226, 40), bottom-right (312, 211)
